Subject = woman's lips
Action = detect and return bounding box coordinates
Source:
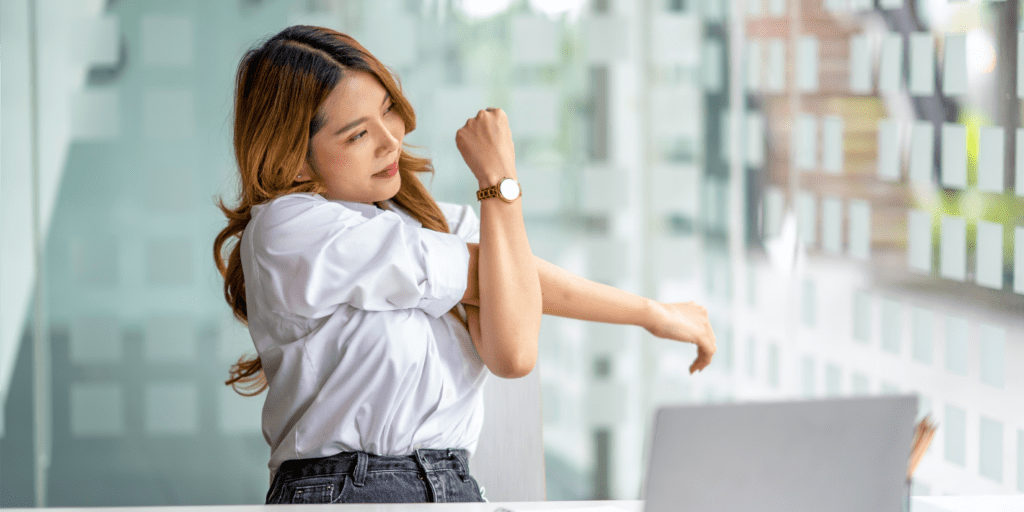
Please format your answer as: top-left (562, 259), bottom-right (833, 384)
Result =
top-left (373, 163), bottom-right (398, 178)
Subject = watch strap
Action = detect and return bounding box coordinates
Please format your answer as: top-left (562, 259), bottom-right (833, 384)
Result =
top-left (476, 184), bottom-right (502, 201)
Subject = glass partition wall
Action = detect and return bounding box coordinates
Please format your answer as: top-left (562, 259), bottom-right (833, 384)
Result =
top-left (2, 0), bottom-right (1021, 506)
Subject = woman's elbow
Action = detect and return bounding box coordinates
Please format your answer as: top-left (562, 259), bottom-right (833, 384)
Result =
top-left (487, 346), bottom-right (537, 379)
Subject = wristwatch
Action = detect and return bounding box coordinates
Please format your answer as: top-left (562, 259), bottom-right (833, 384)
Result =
top-left (476, 177), bottom-right (521, 203)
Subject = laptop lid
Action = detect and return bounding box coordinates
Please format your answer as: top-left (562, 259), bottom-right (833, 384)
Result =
top-left (643, 395), bottom-right (917, 512)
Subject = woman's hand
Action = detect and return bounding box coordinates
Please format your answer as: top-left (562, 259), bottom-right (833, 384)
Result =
top-left (645, 301), bottom-right (716, 374)
top-left (455, 108), bottom-right (516, 187)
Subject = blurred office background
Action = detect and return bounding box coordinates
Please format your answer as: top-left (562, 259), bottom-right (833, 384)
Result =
top-left (2, 0), bottom-right (1023, 506)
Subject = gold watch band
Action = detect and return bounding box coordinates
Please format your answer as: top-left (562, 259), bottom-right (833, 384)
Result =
top-left (476, 185), bottom-right (502, 201)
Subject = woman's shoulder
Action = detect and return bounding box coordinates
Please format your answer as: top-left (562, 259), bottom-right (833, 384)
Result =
top-left (248, 193), bottom-right (361, 236)
top-left (435, 202), bottom-right (480, 243)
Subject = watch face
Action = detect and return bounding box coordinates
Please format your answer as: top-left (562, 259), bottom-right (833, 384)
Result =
top-left (499, 178), bottom-right (520, 200)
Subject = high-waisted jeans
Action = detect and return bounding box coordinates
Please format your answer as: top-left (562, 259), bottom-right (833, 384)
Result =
top-left (265, 448), bottom-right (486, 504)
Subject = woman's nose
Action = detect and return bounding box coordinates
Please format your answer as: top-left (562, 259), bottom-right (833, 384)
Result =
top-left (376, 121), bottom-right (400, 156)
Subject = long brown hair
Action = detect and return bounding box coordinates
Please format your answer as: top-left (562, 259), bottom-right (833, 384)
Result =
top-left (214, 25), bottom-right (465, 396)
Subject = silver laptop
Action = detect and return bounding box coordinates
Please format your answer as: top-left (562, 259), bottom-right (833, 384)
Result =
top-left (643, 395), bottom-right (917, 512)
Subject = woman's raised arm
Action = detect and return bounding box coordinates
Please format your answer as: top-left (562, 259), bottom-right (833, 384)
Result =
top-left (461, 245), bottom-right (716, 374)
top-left (455, 109), bottom-right (542, 379)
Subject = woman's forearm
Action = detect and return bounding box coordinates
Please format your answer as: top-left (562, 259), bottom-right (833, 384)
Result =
top-left (533, 256), bottom-right (660, 329)
top-left (475, 191), bottom-right (542, 378)
top-left (462, 247), bottom-right (660, 331)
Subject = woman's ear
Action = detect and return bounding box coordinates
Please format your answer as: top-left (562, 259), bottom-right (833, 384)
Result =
top-left (296, 162), bottom-right (313, 183)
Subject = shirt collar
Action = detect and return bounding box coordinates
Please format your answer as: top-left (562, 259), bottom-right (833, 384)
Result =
top-left (325, 196), bottom-right (384, 219)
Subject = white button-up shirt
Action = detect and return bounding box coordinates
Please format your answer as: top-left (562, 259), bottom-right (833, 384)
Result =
top-left (240, 192), bottom-right (488, 478)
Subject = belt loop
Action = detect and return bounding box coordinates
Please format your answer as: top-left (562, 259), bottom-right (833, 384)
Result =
top-left (450, 449), bottom-right (471, 482)
top-left (352, 451), bottom-right (368, 487)
top-left (414, 448), bottom-right (430, 472)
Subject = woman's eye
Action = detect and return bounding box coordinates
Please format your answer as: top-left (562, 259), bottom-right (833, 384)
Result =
top-left (384, 103), bottom-right (393, 115)
top-left (349, 130), bottom-right (367, 142)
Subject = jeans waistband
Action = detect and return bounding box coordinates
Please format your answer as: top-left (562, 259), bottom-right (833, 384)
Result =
top-left (274, 449), bottom-right (472, 488)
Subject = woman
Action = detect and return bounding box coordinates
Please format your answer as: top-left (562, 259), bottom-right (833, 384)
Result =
top-left (213, 25), bottom-right (716, 504)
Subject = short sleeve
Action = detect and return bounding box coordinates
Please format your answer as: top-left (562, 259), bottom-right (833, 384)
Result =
top-left (248, 195), bottom-right (469, 319)
top-left (437, 202), bottom-right (481, 244)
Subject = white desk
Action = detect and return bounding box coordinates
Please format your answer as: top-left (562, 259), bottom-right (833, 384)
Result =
top-left (4, 497), bottom-right (1023, 511)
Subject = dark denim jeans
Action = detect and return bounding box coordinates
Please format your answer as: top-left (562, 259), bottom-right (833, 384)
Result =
top-left (265, 448), bottom-right (486, 504)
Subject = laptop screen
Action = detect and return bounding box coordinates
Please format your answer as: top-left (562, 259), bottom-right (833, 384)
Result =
top-left (643, 395), bottom-right (917, 512)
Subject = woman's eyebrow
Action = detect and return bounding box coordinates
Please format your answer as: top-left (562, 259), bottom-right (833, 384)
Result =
top-left (332, 92), bottom-right (392, 136)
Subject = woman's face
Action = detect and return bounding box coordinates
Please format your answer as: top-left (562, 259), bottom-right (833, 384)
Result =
top-left (299, 70), bottom-right (405, 204)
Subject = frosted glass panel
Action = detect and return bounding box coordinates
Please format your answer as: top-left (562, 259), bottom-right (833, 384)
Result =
top-left (941, 123), bottom-right (967, 189)
top-left (979, 324), bottom-right (1005, 388)
top-left (70, 383), bottom-right (124, 437)
top-left (703, 40), bottom-right (724, 93)
top-left (141, 15), bottom-right (194, 67)
top-left (219, 386), bottom-right (263, 434)
top-left (69, 16), bottom-right (120, 67)
top-left (801, 355), bottom-right (815, 396)
top-left (944, 404), bottom-right (966, 466)
top-left (848, 199), bottom-right (871, 260)
top-left (877, 120), bottom-right (901, 181)
top-left (511, 16), bottom-right (558, 65)
top-left (943, 34), bottom-right (967, 95)
top-left (802, 279), bottom-right (816, 326)
top-left (144, 315), bottom-right (197, 363)
top-left (652, 86), bottom-right (700, 139)
top-left (71, 90), bottom-right (121, 140)
top-left (585, 15), bottom-right (629, 62)
top-left (795, 114), bottom-right (817, 171)
top-left (940, 216), bottom-right (967, 281)
top-left (909, 122), bottom-right (934, 183)
top-left (747, 113), bottom-right (766, 167)
top-left (911, 306), bottom-right (933, 364)
top-left (767, 343), bottom-right (780, 388)
top-left (511, 87), bottom-right (560, 139)
top-left (852, 372), bottom-right (870, 395)
top-left (652, 15), bottom-right (699, 66)
top-left (142, 89), bottom-right (196, 140)
top-left (70, 316), bottom-right (122, 364)
top-left (581, 167), bottom-right (631, 214)
top-left (1016, 226), bottom-right (1024, 294)
top-left (822, 116), bottom-right (843, 173)
top-left (1019, 33), bottom-right (1024, 98)
top-left (975, 221), bottom-right (1003, 289)
top-left (825, 363), bottom-right (841, 395)
top-left (797, 191), bottom-right (816, 246)
top-left (763, 187), bottom-right (784, 238)
top-left (979, 416), bottom-right (1003, 482)
top-left (797, 36), bottom-right (818, 92)
top-left (878, 34), bottom-right (903, 93)
top-left (767, 38), bottom-right (785, 92)
top-left (822, 196), bottom-right (843, 253)
top-left (853, 290), bottom-right (872, 344)
top-left (1018, 129), bottom-right (1024, 197)
top-left (747, 0), bottom-right (763, 17)
top-left (880, 298), bottom-right (901, 354)
top-left (1018, 430), bottom-right (1024, 491)
top-left (945, 316), bottom-right (969, 375)
top-left (146, 238), bottom-right (193, 285)
top-left (746, 40), bottom-right (762, 91)
top-left (977, 127), bottom-right (1005, 193)
top-left (907, 209), bottom-right (932, 273)
top-left (145, 383), bottom-right (198, 436)
top-left (909, 33), bottom-right (934, 96)
top-left (849, 35), bottom-right (872, 94)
